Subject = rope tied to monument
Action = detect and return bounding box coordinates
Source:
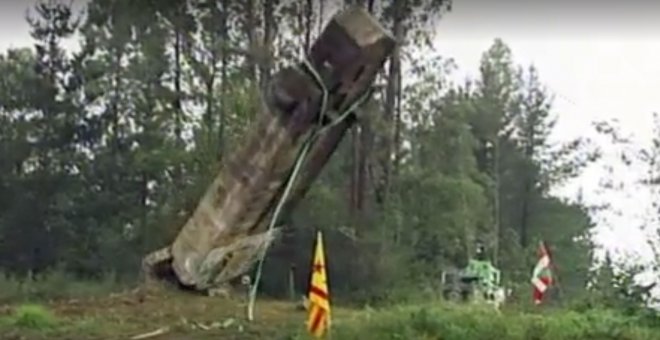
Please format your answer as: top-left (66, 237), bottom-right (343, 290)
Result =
top-left (246, 58), bottom-right (372, 321)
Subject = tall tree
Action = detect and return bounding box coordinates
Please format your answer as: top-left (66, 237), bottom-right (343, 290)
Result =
top-left (470, 39), bottom-right (520, 262)
top-left (513, 65), bottom-right (555, 248)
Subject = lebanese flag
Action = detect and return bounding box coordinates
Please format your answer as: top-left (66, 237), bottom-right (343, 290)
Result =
top-left (531, 241), bottom-right (553, 305)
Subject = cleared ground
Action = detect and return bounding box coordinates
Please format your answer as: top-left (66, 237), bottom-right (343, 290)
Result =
top-left (0, 285), bottom-right (344, 340)
top-left (2, 284), bottom-right (659, 340)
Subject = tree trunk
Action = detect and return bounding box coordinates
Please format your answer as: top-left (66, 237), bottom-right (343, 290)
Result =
top-left (519, 165), bottom-right (532, 248)
top-left (173, 30), bottom-right (183, 144)
top-left (348, 0), bottom-right (377, 225)
top-left (219, 0), bottom-right (229, 158)
top-left (393, 45), bottom-right (403, 178)
top-left (493, 136), bottom-right (501, 264)
top-left (519, 135), bottom-right (536, 249)
top-left (350, 126), bottom-right (359, 218)
top-left (304, 0), bottom-right (313, 52)
top-left (140, 171), bottom-right (149, 254)
top-left (381, 0), bottom-right (404, 203)
top-left (244, 0), bottom-right (257, 81)
top-left (260, 0), bottom-right (275, 91)
top-left (318, 0), bottom-right (324, 35)
top-left (357, 118), bottom-right (370, 213)
top-left (111, 48), bottom-right (123, 156)
top-left (204, 74), bottom-right (216, 132)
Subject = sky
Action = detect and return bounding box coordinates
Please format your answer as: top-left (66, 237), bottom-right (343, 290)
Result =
top-left (1, 0), bottom-right (659, 265)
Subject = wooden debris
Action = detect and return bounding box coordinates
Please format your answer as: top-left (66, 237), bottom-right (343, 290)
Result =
top-left (130, 326), bottom-right (170, 340)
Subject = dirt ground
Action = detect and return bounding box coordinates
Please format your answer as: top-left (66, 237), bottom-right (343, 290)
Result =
top-left (0, 285), bottom-right (341, 340)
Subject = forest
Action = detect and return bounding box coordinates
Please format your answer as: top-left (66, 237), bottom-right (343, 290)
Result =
top-left (0, 0), bottom-right (659, 339)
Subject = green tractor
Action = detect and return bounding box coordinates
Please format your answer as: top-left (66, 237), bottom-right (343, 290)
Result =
top-left (441, 245), bottom-right (505, 306)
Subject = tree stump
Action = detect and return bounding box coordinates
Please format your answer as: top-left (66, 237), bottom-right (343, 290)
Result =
top-left (143, 6), bottom-right (395, 292)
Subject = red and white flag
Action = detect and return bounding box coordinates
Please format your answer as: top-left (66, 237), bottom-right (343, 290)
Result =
top-left (531, 241), bottom-right (553, 305)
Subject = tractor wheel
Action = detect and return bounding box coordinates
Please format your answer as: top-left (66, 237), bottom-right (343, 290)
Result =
top-left (461, 287), bottom-right (472, 302)
top-left (447, 290), bottom-right (461, 302)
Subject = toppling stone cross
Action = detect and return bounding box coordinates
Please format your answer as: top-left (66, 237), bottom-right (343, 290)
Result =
top-left (142, 6), bottom-right (395, 292)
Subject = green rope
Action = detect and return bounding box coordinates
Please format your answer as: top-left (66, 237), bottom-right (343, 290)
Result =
top-left (246, 58), bottom-right (372, 321)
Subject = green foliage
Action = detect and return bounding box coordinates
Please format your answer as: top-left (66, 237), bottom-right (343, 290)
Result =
top-left (6, 304), bottom-right (59, 330)
top-left (573, 254), bottom-right (658, 318)
top-left (293, 302), bottom-right (660, 340)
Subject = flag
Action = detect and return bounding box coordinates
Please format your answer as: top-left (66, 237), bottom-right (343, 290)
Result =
top-left (531, 241), bottom-right (553, 305)
top-left (307, 231), bottom-right (331, 338)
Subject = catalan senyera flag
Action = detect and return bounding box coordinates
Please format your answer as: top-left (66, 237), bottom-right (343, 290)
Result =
top-left (306, 231), bottom-right (331, 338)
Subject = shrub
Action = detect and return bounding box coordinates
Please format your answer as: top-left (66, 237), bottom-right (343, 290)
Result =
top-left (8, 304), bottom-right (59, 330)
top-left (287, 301), bottom-right (660, 340)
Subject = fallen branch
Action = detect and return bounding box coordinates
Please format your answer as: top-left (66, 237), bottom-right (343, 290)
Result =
top-left (130, 326), bottom-right (170, 340)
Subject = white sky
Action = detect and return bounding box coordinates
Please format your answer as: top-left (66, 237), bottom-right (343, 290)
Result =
top-left (1, 1), bottom-right (660, 265)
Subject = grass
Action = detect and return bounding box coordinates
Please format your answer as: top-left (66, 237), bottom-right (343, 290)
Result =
top-left (0, 283), bottom-right (344, 339)
top-left (0, 280), bottom-right (658, 339)
top-left (0, 270), bottom-right (124, 304)
top-left (318, 302), bottom-right (660, 340)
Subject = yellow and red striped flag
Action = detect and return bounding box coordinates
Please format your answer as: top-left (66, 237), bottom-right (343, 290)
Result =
top-left (306, 231), bottom-right (331, 338)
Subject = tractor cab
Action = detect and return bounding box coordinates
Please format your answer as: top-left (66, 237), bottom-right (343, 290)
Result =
top-left (462, 258), bottom-right (501, 300)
